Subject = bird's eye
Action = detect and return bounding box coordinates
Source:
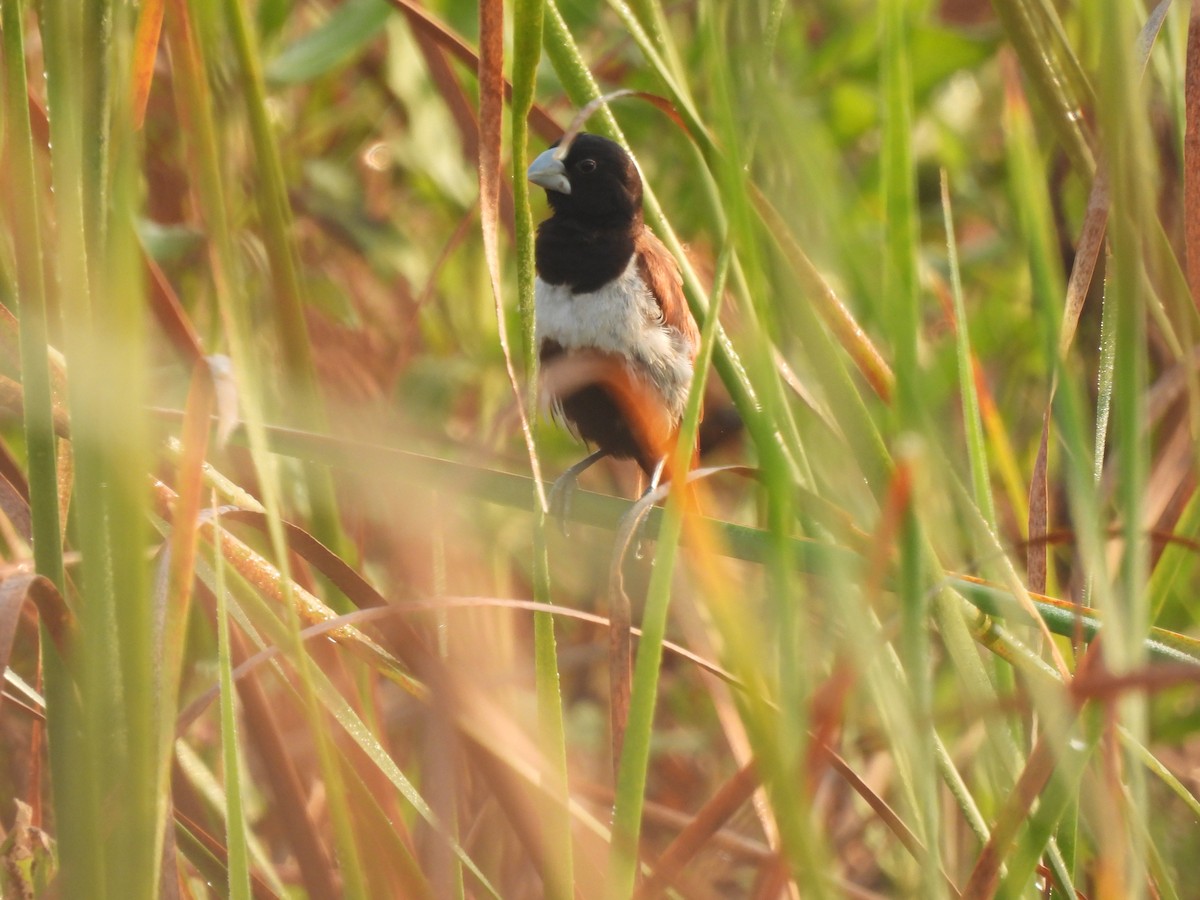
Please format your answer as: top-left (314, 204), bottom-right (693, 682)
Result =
top-left (577, 158), bottom-right (597, 173)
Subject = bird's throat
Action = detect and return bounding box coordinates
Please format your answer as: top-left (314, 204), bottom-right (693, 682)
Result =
top-left (534, 217), bottom-right (638, 294)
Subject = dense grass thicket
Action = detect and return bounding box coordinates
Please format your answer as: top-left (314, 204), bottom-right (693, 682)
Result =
top-left (3, 0), bottom-right (1200, 897)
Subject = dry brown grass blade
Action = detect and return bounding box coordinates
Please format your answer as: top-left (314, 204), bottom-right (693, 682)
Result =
top-left (1057, 179), bottom-right (1109, 360)
top-left (218, 510), bottom-right (387, 609)
top-left (0, 377), bottom-right (72, 439)
top-left (0, 469), bottom-right (32, 543)
top-left (963, 734), bottom-right (1065, 898)
top-left (820, 743), bottom-right (963, 897)
top-left (160, 362), bottom-right (214, 665)
top-left (0, 439), bottom-right (30, 505)
top-left (864, 456), bottom-right (913, 604)
top-left (131, 0), bottom-right (165, 130)
top-left (0, 573), bottom-right (76, 679)
top-left (146, 251), bottom-right (205, 367)
top-left (1053, 0), bottom-right (1167, 355)
top-left (608, 568), bottom-right (633, 783)
top-left (0, 304), bottom-right (20, 383)
top-left (476, 0), bottom-right (547, 513)
top-left (635, 761), bottom-right (758, 900)
top-left (961, 655), bottom-right (1093, 898)
top-left (555, 89), bottom-right (690, 158)
top-left (336, 749), bottom-right (434, 899)
top-left (387, 0), bottom-right (561, 142)
top-left (1186, 4), bottom-right (1200, 310)
top-left (169, 790), bottom-right (280, 900)
top-left (178, 599), bottom-right (739, 733)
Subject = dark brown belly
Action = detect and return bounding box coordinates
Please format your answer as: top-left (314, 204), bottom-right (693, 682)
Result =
top-left (539, 340), bottom-right (676, 474)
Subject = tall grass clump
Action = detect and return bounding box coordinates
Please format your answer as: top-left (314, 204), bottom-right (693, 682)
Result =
top-left (2, 0), bottom-right (1200, 897)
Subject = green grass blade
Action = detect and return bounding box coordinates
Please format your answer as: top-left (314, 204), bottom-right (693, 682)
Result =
top-left (4, 0), bottom-right (63, 595)
top-left (41, 0), bottom-right (159, 894)
top-left (880, 0), bottom-right (937, 882)
top-left (541, 0), bottom-right (800, 486)
top-left (941, 171), bottom-right (996, 528)
top-left (992, 0), bottom-right (1094, 176)
top-left (511, 1), bottom-right (573, 897)
top-left (607, 247), bottom-right (728, 900)
top-left (220, 0), bottom-right (348, 561)
top-left (213, 507), bottom-right (252, 899)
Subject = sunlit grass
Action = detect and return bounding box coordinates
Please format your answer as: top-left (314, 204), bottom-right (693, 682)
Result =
top-left (2, 0), bottom-right (1200, 897)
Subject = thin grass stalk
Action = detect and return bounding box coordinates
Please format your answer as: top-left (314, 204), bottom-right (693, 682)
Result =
top-left (1094, 275), bottom-right (1117, 492)
top-left (213, 505), bottom-right (252, 899)
top-left (510, 0), bottom-right (574, 895)
top-left (105, 28), bottom-right (161, 891)
top-left (1095, 2), bottom-right (1156, 892)
top-left (606, 246), bottom-right (728, 900)
top-left (157, 362), bottom-right (217, 890)
top-left (512, 2), bottom-right (543, 384)
top-left (694, 3), bottom-right (808, 491)
top-left (604, 0), bottom-right (819, 492)
top-left (228, 421), bottom-right (1200, 661)
top-left (540, 0), bottom-right (800, 487)
top-left (477, 0), bottom-right (547, 519)
top-left (1, 3), bottom-right (79, 892)
top-left (622, 0), bottom-right (685, 86)
top-left (41, 0), bottom-right (160, 893)
top-left (218, 0), bottom-right (347, 560)
top-left (992, 726), bottom-right (1093, 899)
top-left (881, 0), bottom-right (920, 426)
top-left (604, 1), bottom-right (702, 141)
top-left (940, 172), bottom-right (996, 528)
top-left (182, 508), bottom-right (500, 888)
top-left (165, 2), bottom-right (368, 891)
top-left (609, 0), bottom-right (893, 504)
top-left (881, 0), bottom-right (938, 883)
top-left (5, 0), bottom-right (63, 595)
top-left (695, 5), bottom-right (829, 891)
top-left (36, 7), bottom-right (109, 890)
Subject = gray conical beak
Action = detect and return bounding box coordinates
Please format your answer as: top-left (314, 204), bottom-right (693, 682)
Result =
top-left (527, 148), bottom-right (571, 194)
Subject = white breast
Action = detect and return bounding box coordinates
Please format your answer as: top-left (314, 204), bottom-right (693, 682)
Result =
top-left (535, 259), bottom-right (694, 418)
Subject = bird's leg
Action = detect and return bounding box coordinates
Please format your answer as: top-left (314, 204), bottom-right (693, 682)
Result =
top-left (630, 456), bottom-right (669, 557)
top-left (645, 456), bottom-right (667, 496)
top-left (549, 448), bottom-right (610, 535)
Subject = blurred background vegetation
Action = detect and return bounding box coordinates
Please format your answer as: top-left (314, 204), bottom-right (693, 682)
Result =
top-left (2, 0), bottom-right (1200, 897)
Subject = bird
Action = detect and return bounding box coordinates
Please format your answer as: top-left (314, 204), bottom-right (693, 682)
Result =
top-left (527, 132), bottom-right (708, 500)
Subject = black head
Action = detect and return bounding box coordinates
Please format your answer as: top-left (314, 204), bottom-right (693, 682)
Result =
top-left (527, 133), bottom-right (643, 224)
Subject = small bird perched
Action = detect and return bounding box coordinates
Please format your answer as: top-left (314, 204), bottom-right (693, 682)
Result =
top-left (527, 132), bottom-right (703, 487)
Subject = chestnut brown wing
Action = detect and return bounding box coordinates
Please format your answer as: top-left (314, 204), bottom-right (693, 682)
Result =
top-left (634, 229), bottom-right (700, 359)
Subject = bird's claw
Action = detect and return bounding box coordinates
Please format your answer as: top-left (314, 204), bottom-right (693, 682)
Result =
top-left (548, 472), bottom-right (579, 536)
top-left (547, 448), bottom-right (609, 536)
